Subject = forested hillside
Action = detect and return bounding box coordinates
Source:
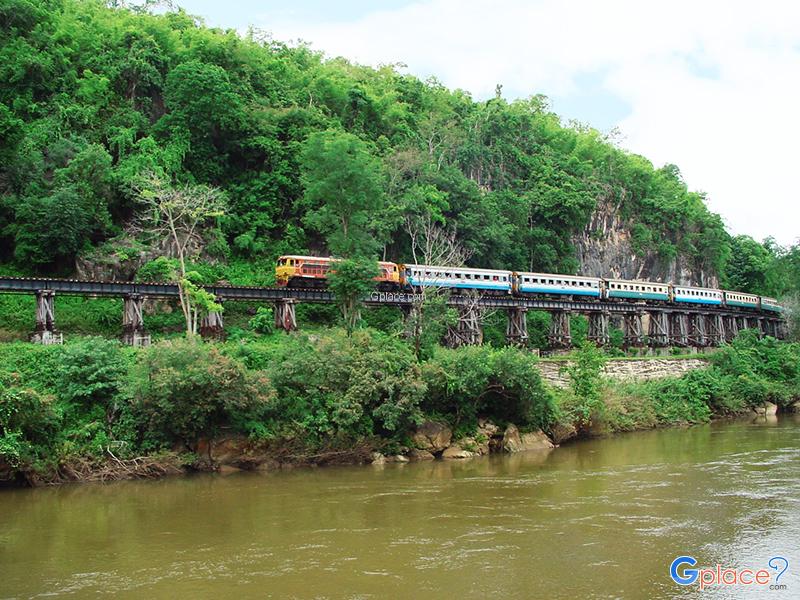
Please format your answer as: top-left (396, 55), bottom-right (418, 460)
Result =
top-left (0, 0), bottom-right (797, 296)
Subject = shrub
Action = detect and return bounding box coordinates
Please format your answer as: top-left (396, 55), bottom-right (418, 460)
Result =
top-left (57, 337), bottom-right (130, 411)
top-left (127, 339), bottom-right (274, 450)
top-left (258, 329), bottom-right (425, 442)
top-left (422, 345), bottom-right (556, 431)
top-left (0, 377), bottom-right (60, 468)
top-left (560, 342), bottom-right (607, 427)
top-left (248, 306), bottom-right (274, 334)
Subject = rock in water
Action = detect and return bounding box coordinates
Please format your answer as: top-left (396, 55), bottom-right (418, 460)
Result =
top-left (503, 424), bottom-right (555, 453)
top-left (411, 421), bottom-right (452, 452)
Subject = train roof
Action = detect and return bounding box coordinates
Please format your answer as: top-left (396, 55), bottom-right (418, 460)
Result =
top-left (401, 263), bottom-right (513, 274)
top-left (605, 277), bottom-right (669, 285)
top-left (674, 285), bottom-right (723, 293)
top-left (517, 271), bottom-right (600, 281)
top-left (278, 255), bottom-right (395, 266)
top-left (722, 290), bottom-right (759, 297)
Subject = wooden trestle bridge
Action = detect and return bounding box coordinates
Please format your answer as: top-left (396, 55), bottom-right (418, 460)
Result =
top-left (0, 277), bottom-right (788, 349)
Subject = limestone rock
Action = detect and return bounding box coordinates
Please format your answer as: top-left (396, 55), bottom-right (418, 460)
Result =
top-left (477, 418), bottom-right (499, 437)
top-left (792, 400), bottom-right (800, 413)
top-left (503, 424), bottom-right (555, 452)
top-left (502, 424), bottom-right (523, 453)
top-left (442, 445), bottom-right (475, 459)
top-left (407, 449), bottom-right (435, 461)
top-left (387, 454), bottom-right (409, 463)
top-left (551, 423), bottom-right (577, 445)
top-left (412, 421), bottom-right (452, 452)
top-left (371, 452), bottom-right (386, 465)
top-left (763, 401), bottom-right (778, 416)
top-left (458, 436), bottom-right (490, 455)
top-left (218, 464), bottom-right (242, 475)
top-left (519, 431), bottom-right (555, 451)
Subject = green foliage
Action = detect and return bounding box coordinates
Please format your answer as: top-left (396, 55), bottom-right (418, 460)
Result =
top-left (136, 256), bottom-right (178, 282)
top-left (421, 345), bottom-right (556, 431)
top-left (0, 378), bottom-right (59, 468)
top-left (560, 342), bottom-right (607, 427)
top-left (127, 339), bottom-right (273, 449)
top-left (232, 329), bottom-right (425, 442)
top-left (57, 337), bottom-right (129, 411)
top-left (248, 307), bottom-right (274, 334)
top-left (300, 130), bottom-right (386, 258)
top-left (0, 0), bottom-right (734, 286)
top-left (327, 257), bottom-right (378, 334)
top-left (10, 188), bottom-right (94, 267)
top-left (600, 332), bottom-right (800, 432)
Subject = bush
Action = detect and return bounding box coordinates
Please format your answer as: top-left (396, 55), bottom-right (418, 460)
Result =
top-left (248, 307), bottom-right (274, 334)
top-left (127, 339), bottom-right (274, 450)
top-left (58, 337), bottom-right (130, 411)
top-left (560, 342), bottom-right (607, 427)
top-left (0, 376), bottom-right (59, 468)
top-left (249, 329), bottom-right (425, 442)
top-left (422, 345), bottom-right (556, 432)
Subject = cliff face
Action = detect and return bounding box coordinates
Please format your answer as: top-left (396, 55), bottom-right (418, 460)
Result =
top-left (572, 199), bottom-right (720, 287)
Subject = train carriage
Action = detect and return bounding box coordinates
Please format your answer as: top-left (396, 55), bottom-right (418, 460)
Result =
top-left (724, 291), bottom-right (759, 309)
top-left (604, 279), bottom-right (670, 302)
top-left (401, 264), bottom-right (513, 293)
top-left (673, 286), bottom-right (724, 306)
top-left (760, 297), bottom-right (783, 312)
top-left (516, 272), bottom-right (601, 297)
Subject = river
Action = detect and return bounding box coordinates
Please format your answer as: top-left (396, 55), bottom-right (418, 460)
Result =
top-left (2, 416), bottom-right (799, 599)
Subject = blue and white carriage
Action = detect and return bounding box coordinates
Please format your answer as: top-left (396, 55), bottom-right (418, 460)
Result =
top-left (402, 264), bottom-right (513, 293)
top-left (516, 272), bottom-right (601, 297)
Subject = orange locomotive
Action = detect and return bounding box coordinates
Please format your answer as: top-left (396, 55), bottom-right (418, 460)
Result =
top-left (275, 255), bottom-right (400, 289)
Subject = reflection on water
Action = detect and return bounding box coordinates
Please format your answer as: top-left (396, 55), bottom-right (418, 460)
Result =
top-left (1, 415), bottom-right (799, 599)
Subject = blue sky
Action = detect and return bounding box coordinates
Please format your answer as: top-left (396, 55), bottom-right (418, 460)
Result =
top-left (175, 0), bottom-right (800, 246)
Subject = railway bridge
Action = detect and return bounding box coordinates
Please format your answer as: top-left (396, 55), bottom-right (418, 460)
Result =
top-left (0, 276), bottom-right (788, 350)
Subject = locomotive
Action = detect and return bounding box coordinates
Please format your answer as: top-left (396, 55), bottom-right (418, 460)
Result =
top-left (275, 255), bottom-right (783, 313)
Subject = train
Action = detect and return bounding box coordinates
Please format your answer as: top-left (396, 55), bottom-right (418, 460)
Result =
top-left (275, 255), bottom-right (783, 313)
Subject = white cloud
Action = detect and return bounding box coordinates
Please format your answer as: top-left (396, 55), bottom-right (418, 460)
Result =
top-left (259, 0), bottom-right (800, 245)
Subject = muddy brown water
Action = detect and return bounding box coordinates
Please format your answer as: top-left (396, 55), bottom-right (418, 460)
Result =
top-left (2, 416), bottom-right (799, 599)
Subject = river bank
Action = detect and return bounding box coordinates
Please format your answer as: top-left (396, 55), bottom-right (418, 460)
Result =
top-left (1, 329), bottom-right (798, 487)
top-left (3, 400), bottom-right (793, 488)
top-left (3, 416), bottom-right (799, 599)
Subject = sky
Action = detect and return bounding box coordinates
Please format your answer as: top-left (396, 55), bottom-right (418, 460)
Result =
top-left (176, 0), bottom-right (800, 246)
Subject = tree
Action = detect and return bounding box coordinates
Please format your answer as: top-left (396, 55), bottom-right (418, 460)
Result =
top-left (724, 235), bottom-right (776, 295)
top-left (404, 213), bottom-right (470, 359)
top-left (132, 174), bottom-right (226, 337)
top-left (327, 258), bottom-right (378, 335)
top-left (300, 130), bottom-right (385, 258)
top-left (11, 188), bottom-right (93, 267)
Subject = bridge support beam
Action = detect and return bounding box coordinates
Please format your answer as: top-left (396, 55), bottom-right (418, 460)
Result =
top-left (122, 294), bottom-right (150, 346)
top-left (274, 299), bottom-right (297, 332)
top-left (445, 305), bottom-right (483, 347)
top-left (587, 311), bottom-right (610, 346)
top-left (548, 310), bottom-right (572, 349)
top-left (647, 311), bottom-right (669, 347)
top-left (31, 290), bottom-right (61, 344)
top-left (688, 313), bottom-right (708, 347)
top-left (622, 312), bottom-right (644, 347)
top-left (669, 312), bottom-right (689, 347)
top-left (777, 319), bottom-right (789, 340)
top-left (724, 316), bottom-right (739, 342)
top-left (505, 308), bottom-right (528, 346)
top-left (706, 314), bottom-right (724, 346)
top-left (200, 310), bottom-right (225, 341)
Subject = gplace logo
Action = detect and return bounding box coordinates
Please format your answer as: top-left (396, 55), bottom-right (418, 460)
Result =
top-left (670, 555), bottom-right (789, 591)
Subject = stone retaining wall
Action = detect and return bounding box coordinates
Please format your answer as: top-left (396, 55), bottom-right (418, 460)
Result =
top-left (536, 357), bottom-right (709, 388)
